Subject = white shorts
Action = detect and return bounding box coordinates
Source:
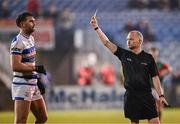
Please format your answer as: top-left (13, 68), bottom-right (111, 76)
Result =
top-left (12, 78), bottom-right (42, 101)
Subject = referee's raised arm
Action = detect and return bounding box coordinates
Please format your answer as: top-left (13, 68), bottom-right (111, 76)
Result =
top-left (90, 15), bottom-right (117, 53)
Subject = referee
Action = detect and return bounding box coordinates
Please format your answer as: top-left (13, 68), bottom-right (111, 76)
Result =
top-left (90, 15), bottom-right (168, 124)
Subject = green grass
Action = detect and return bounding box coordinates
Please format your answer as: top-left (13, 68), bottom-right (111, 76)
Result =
top-left (0, 108), bottom-right (180, 123)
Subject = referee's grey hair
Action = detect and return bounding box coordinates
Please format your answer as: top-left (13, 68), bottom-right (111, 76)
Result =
top-left (129, 30), bottom-right (143, 42)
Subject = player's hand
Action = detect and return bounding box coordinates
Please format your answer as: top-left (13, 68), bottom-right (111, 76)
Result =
top-left (90, 15), bottom-right (98, 29)
top-left (37, 78), bottom-right (46, 95)
top-left (35, 65), bottom-right (46, 75)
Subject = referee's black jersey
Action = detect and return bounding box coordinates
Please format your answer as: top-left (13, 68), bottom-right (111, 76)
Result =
top-left (114, 46), bottom-right (159, 92)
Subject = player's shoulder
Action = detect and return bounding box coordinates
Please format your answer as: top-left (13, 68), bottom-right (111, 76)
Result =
top-left (11, 34), bottom-right (24, 44)
top-left (10, 34), bottom-right (26, 49)
top-left (157, 60), bottom-right (168, 66)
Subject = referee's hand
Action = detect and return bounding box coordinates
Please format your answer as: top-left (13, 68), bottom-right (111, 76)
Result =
top-left (90, 15), bottom-right (98, 29)
top-left (160, 96), bottom-right (169, 107)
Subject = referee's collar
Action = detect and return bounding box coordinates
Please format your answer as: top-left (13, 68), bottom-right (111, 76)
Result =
top-left (131, 50), bottom-right (144, 55)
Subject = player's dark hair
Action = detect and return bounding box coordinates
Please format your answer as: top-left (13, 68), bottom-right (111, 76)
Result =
top-left (150, 47), bottom-right (158, 52)
top-left (16, 12), bottom-right (33, 27)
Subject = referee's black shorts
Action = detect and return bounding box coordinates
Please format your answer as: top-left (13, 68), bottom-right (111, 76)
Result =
top-left (124, 90), bottom-right (158, 120)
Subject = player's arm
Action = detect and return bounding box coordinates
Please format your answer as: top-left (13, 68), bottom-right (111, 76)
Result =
top-left (10, 39), bottom-right (46, 74)
top-left (11, 54), bottom-right (35, 72)
top-left (152, 75), bottom-right (168, 105)
top-left (90, 16), bottom-right (117, 53)
top-left (11, 54), bottom-right (46, 74)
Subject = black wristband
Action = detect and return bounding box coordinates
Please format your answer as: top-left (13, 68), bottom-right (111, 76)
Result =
top-left (159, 94), bottom-right (165, 98)
top-left (35, 65), bottom-right (46, 74)
top-left (94, 27), bottom-right (99, 30)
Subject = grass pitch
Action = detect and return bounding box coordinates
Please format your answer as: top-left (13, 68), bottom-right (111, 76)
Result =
top-left (0, 108), bottom-right (180, 123)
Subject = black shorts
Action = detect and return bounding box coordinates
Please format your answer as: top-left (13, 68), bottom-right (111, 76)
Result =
top-left (124, 90), bottom-right (158, 120)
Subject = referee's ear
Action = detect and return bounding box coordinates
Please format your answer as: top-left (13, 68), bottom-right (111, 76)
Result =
top-left (139, 39), bottom-right (143, 45)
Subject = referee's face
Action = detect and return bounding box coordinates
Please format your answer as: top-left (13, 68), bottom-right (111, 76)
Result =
top-left (127, 32), bottom-right (141, 50)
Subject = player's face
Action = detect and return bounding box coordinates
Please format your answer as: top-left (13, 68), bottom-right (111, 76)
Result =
top-left (22, 16), bottom-right (35, 34)
top-left (127, 32), bottom-right (141, 50)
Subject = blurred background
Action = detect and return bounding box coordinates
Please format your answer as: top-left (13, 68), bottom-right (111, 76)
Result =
top-left (0, 0), bottom-right (180, 123)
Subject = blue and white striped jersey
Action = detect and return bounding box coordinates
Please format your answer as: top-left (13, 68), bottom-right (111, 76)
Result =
top-left (10, 33), bottom-right (38, 80)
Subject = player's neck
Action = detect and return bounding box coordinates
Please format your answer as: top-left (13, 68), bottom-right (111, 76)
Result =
top-left (20, 30), bottom-right (30, 38)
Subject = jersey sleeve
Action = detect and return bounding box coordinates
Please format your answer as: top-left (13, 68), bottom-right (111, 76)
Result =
top-left (114, 46), bottom-right (127, 60)
top-left (149, 55), bottom-right (159, 77)
top-left (10, 37), bottom-right (24, 55)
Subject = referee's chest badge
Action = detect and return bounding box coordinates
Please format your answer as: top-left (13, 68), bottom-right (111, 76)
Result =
top-left (141, 62), bottom-right (147, 66)
top-left (127, 58), bottom-right (132, 61)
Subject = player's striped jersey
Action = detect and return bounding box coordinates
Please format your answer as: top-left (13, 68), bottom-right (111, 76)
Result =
top-left (10, 33), bottom-right (38, 84)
